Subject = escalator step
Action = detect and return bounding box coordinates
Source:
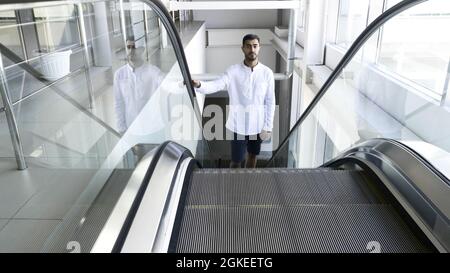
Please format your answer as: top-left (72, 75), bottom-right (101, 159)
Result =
top-left (187, 169), bottom-right (379, 206)
top-left (175, 204), bottom-right (431, 253)
top-left (173, 168), bottom-right (432, 253)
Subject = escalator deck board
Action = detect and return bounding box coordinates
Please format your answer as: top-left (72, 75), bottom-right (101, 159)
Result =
top-left (174, 169), bottom-right (433, 253)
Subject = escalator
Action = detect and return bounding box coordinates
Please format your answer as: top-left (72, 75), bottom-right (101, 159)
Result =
top-left (50, 0), bottom-right (449, 253)
top-left (0, 0), bottom-right (448, 253)
top-left (96, 139), bottom-right (445, 253)
top-left (95, 0), bottom-right (446, 253)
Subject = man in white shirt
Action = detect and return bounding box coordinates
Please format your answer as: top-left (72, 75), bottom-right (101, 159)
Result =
top-left (114, 39), bottom-right (166, 134)
top-left (192, 34), bottom-right (275, 168)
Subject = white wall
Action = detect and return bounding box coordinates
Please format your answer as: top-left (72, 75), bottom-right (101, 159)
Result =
top-left (194, 8), bottom-right (277, 28)
top-left (203, 28), bottom-right (277, 98)
top-left (205, 28), bottom-right (276, 71)
top-left (206, 47), bottom-right (276, 73)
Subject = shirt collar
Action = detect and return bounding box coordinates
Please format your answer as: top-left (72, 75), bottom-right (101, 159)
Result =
top-left (242, 61), bottom-right (260, 71)
top-left (126, 63), bottom-right (145, 73)
top-left (126, 63), bottom-right (134, 72)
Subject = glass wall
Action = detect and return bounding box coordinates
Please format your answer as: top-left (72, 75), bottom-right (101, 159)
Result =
top-left (0, 3), bottom-right (87, 107)
top-left (281, 0), bottom-right (450, 179)
top-left (331, 0), bottom-right (450, 102)
top-left (0, 0), bottom-right (208, 253)
top-left (0, 10), bottom-right (23, 67)
top-left (378, 0), bottom-right (450, 96)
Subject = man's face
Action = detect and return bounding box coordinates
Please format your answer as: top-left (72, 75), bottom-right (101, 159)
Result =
top-left (242, 39), bottom-right (260, 61)
top-left (127, 40), bottom-right (136, 56)
top-left (126, 40), bottom-right (144, 68)
top-left (127, 40), bottom-right (136, 51)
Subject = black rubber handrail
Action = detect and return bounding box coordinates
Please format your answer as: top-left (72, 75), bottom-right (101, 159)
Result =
top-left (266, 0), bottom-right (428, 167)
top-left (141, 0), bottom-right (215, 165)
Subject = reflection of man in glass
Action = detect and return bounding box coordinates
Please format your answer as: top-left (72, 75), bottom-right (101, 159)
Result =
top-left (114, 38), bottom-right (165, 134)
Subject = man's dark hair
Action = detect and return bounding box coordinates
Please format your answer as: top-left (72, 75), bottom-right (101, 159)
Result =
top-left (242, 34), bottom-right (260, 45)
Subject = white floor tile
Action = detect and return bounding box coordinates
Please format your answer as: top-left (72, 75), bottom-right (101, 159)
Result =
top-left (14, 169), bottom-right (96, 219)
top-left (0, 160), bottom-right (55, 218)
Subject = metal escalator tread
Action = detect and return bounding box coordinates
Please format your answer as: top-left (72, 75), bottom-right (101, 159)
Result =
top-left (174, 168), bottom-right (433, 253)
top-left (186, 168), bottom-right (382, 206)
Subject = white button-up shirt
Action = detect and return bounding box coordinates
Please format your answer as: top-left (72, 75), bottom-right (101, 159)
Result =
top-left (195, 62), bottom-right (275, 136)
top-left (114, 63), bottom-right (165, 133)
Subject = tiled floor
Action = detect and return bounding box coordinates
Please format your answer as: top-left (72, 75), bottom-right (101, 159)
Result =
top-left (0, 65), bottom-right (117, 252)
top-left (0, 158), bottom-right (97, 216)
top-left (14, 169), bottom-right (96, 220)
top-left (0, 160), bottom-right (55, 219)
top-left (0, 219), bottom-right (8, 232)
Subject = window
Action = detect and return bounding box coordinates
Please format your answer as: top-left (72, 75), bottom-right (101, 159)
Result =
top-left (33, 5), bottom-right (80, 52)
top-left (377, 0), bottom-right (450, 96)
top-left (336, 0), bottom-right (370, 48)
top-left (335, 0), bottom-right (385, 49)
top-left (330, 0), bottom-right (450, 99)
top-left (129, 3), bottom-right (146, 48)
top-left (297, 0), bottom-right (306, 29)
top-left (109, 1), bottom-right (122, 36)
top-left (146, 9), bottom-right (161, 54)
top-left (0, 10), bottom-right (23, 66)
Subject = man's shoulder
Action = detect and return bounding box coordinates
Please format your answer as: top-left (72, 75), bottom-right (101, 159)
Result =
top-left (114, 64), bottom-right (130, 78)
top-left (115, 64), bottom-right (129, 73)
top-left (142, 63), bottom-right (161, 71)
top-left (226, 63), bottom-right (242, 72)
top-left (258, 63), bottom-right (273, 73)
top-left (257, 63), bottom-right (274, 79)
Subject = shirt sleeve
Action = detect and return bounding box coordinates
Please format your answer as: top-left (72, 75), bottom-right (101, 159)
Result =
top-left (113, 72), bottom-right (127, 134)
top-left (195, 70), bottom-right (230, 95)
top-left (263, 71), bottom-right (275, 132)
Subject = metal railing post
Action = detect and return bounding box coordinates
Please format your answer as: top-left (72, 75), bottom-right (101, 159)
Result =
top-left (286, 7), bottom-right (298, 76)
top-left (440, 57), bottom-right (450, 107)
top-left (77, 3), bottom-right (95, 109)
top-left (0, 52), bottom-right (27, 170)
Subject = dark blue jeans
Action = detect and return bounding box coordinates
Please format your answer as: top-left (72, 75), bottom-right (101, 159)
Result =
top-left (231, 132), bottom-right (262, 163)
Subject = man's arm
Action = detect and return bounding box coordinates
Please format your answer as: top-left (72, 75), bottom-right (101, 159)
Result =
top-left (263, 71), bottom-right (276, 133)
top-left (113, 73), bottom-right (127, 134)
top-left (193, 72), bottom-right (229, 94)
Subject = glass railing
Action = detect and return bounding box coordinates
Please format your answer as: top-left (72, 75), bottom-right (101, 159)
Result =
top-left (0, 0), bottom-right (210, 252)
top-left (268, 0), bottom-right (450, 181)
